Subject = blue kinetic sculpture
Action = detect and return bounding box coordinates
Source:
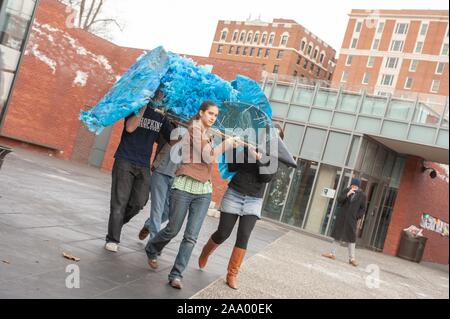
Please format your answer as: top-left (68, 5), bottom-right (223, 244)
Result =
top-left (80, 46), bottom-right (295, 179)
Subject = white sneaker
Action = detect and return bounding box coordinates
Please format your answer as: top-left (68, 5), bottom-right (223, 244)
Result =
top-left (105, 242), bottom-right (118, 252)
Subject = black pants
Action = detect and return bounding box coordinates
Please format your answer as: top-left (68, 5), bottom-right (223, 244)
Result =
top-left (211, 212), bottom-right (258, 249)
top-left (106, 158), bottom-right (151, 243)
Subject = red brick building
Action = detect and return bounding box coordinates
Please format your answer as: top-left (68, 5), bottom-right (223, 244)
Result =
top-left (209, 18), bottom-right (337, 81)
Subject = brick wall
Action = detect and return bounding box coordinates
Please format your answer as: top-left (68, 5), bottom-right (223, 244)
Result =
top-left (384, 156), bottom-right (449, 264)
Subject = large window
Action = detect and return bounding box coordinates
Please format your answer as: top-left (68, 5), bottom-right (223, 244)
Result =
top-left (262, 163), bottom-right (294, 221)
top-left (281, 160), bottom-right (318, 228)
top-left (0, 0), bottom-right (37, 118)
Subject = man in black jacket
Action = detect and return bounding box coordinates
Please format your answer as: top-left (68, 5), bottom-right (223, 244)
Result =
top-left (322, 178), bottom-right (367, 267)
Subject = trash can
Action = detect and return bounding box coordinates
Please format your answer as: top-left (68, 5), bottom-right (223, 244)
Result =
top-left (397, 230), bottom-right (428, 263)
top-left (0, 145), bottom-right (13, 170)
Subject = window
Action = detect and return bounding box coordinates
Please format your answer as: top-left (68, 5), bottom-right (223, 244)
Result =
top-left (217, 44), bottom-right (223, 53)
top-left (328, 73), bottom-right (332, 81)
top-left (362, 72), bottom-right (370, 84)
top-left (350, 38), bottom-right (358, 49)
top-left (341, 71), bottom-right (349, 82)
top-left (345, 55), bottom-right (353, 66)
top-left (414, 41), bottom-right (423, 54)
top-left (257, 48), bottom-right (263, 57)
top-left (385, 57), bottom-right (399, 69)
top-left (390, 40), bottom-right (404, 52)
top-left (228, 46), bottom-right (235, 54)
top-left (307, 44), bottom-right (313, 55)
top-left (232, 31), bottom-right (239, 42)
top-left (293, 70), bottom-right (298, 77)
top-left (301, 40), bottom-right (306, 51)
top-left (355, 21), bottom-right (362, 33)
top-left (372, 38), bottom-right (380, 50)
top-left (303, 60), bottom-right (308, 70)
top-left (281, 35), bottom-right (288, 46)
top-left (377, 22), bottom-right (385, 34)
top-left (261, 33), bottom-right (267, 44)
top-left (276, 50), bottom-right (284, 59)
top-left (246, 32), bottom-right (253, 43)
top-left (310, 62), bottom-right (314, 71)
top-left (236, 46), bottom-right (241, 55)
top-left (273, 65), bottom-right (280, 74)
top-left (319, 53), bottom-right (325, 64)
top-left (442, 43), bottom-right (449, 56)
top-left (313, 48), bottom-right (319, 59)
top-left (436, 62), bottom-right (445, 74)
top-left (316, 68), bottom-right (321, 77)
top-left (239, 31), bottom-right (246, 42)
top-left (269, 33), bottom-right (275, 45)
top-left (381, 74), bottom-right (394, 86)
top-left (420, 23), bottom-right (428, 36)
top-left (431, 80), bottom-right (440, 93)
top-left (297, 55), bottom-right (302, 64)
top-left (254, 32), bottom-right (260, 43)
top-left (242, 47), bottom-right (248, 56)
top-left (404, 77), bottom-right (413, 89)
top-left (249, 47), bottom-right (255, 56)
top-left (367, 56), bottom-right (375, 67)
top-left (409, 59), bottom-right (418, 72)
top-left (265, 48), bottom-right (271, 58)
top-left (220, 30), bottom-right (228, 41)
top-left (395, 23), bottom-right (409, 35)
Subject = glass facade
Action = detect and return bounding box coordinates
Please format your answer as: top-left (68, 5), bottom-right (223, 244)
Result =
top-left (0, 0), bottom-right (37, 123)
top-left (259, 75), bottom-right (439, 249)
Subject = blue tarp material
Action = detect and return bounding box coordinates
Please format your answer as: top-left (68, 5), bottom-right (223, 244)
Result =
top-left (80, 46), bottom-right (275, 179)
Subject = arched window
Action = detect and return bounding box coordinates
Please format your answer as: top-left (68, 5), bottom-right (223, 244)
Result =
top-left (300, 38), bottom-right (307, 51)
top-left (307, 42), bottom-right (313, 55)
top-left (246, 31), bottom-right (253, 43)
top-left (268, 33), bottom-right (275, 46)
top-left (220, 28), bottom-right (229, 42)
top-left (280, 32), bottom-right (289, 46)
top-left (313, 47), bottom-right (319, 59)
top-left (261, 32), bottom-right (268, 45)
top-left (319, 51), bottom-right (326, 64)
top-left (239, 31), bottom-right (246, 42)
top-left (254, 32), bottom-right (260, 44)
top-left (232, 30), bottom-right (239, 42)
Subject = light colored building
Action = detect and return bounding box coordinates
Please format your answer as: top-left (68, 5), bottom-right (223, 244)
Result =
top-left (209, 18), bottom-right (337, 81)
top-left (332, 9), bottom-right (449, 101)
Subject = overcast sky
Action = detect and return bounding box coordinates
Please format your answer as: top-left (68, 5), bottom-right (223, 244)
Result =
top-left (103, 0), bottom-right (449, 57)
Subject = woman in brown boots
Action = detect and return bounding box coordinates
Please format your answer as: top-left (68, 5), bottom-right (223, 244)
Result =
top-left (199, 124), bottom-right (284, 289)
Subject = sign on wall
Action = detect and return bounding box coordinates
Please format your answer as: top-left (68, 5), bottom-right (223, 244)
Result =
top-left (420, 213), bottom-right (449, 237)
top-left (321, 188), bottom-right (336, 199)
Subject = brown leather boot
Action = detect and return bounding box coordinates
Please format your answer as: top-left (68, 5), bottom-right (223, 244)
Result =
top-left (198, 238), bottom-right (219, 269)
top-left (226, 247), bottom-right (246, 290)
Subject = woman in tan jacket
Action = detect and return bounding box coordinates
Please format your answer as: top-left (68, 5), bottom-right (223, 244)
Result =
top-left (145, 101), bottom-right (237, 289)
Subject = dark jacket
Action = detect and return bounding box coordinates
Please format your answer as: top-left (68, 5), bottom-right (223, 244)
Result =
top-left (228, 148), bottom-right (276, 198)
top-left (331, 187), bottom-right (367, 243)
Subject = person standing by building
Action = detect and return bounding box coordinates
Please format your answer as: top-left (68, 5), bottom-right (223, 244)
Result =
top-left (198, 124), bottom-right (284, 290)
top-left (105, 91), bottom-right (173, 252)
top-left (145, 101), bottom-right (238, 289)
top-left (322, 178), bottom-right (367, 266)
top-left (138, 134), bottom-right (179, 241)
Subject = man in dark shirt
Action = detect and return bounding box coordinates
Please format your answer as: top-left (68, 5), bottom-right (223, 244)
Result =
top-left (105, 92), bottom-right (173, 252)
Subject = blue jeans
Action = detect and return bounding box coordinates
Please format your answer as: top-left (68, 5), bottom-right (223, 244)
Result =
top-left (144, 171), bottom-right (173, 239)
top-left (145, 189), bottom-right (212, 281)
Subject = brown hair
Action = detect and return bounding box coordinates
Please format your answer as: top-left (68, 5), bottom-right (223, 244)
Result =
top-left (189, 101), bottom-right (218, 123)
top-left (274, 122), bottom-right (284, 140)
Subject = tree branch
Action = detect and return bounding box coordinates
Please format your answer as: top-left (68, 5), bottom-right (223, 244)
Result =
top-left (89, 18), bottom-right (124, 32)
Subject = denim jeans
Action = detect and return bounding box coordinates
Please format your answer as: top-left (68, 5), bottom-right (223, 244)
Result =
top-left (145, 189), bottom-right (212, 281)
top-left (144, 171), bottom-right (173, 239)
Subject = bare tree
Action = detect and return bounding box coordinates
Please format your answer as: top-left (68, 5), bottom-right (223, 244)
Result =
top-left (58, 0), bottom-right (124, 40)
